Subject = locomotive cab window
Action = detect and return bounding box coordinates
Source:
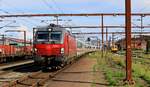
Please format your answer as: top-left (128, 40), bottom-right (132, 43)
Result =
top-left (36, 31), bottom-right (49, 41)
top-left (51, 32), bottom-right (61, 40)
top-left (50, 32), bottom-right (62, 44)
top-left (35, 31), bottom-right (62, 44)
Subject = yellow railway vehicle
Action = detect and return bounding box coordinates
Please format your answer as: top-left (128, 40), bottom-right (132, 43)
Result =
top-left (111, 45), bottom-right (118, 53)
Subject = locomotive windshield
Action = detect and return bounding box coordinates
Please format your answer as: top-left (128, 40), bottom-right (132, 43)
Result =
top-left (37, 32), bottom-right (49, 40)
top-left (36, 31), bottom-right (62, 44)
top-left (51, 32), bottom-right (61, 41)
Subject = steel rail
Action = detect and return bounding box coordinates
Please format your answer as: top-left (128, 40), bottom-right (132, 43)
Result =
top-left (2, 71), bottom-right (42, 87)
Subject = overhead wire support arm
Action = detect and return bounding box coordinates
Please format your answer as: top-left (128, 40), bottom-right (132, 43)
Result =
top-left (60, 25), bottom-right (150, 28)
top-left (73, 32), bottom-right (150, 35)
top-left (1, 13), bottom-right (150, 18)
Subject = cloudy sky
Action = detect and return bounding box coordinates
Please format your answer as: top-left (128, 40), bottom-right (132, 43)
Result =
top-left (0, 0), bottom-right (150, 40)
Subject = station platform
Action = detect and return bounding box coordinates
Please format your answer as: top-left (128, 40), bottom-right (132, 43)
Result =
top-left (0, 60), bottom-right (33, 70)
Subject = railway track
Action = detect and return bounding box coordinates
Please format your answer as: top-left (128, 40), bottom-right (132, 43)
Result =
top-left (1, 52), bottom-right (92, 87)
top-left (134, 58), bottom-right (150, 65)
top-left (1, 62), bottom-right (74, 87)
top-left (116, 52), bottom-right (150, 65)
top-left (0, 58), bottom-right (46, 86)
top-left (0, 62), bottom-right (36, 85)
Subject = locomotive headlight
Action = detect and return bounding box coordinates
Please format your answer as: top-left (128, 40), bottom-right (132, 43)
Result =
top-left (0, 48), bottom-right (4, 54)
top-left (0, 48), bottom-right (2, 52)
top-left (61, 48), bottom-right (64, 54)
top-left (48, 28), bottom-right (52, 31)
top-left (34, 48), bottom-right (37, 52)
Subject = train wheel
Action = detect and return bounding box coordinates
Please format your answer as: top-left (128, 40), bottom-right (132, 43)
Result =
top-left (50, 66), bottom-right (56, 70)
top-left (34, 61), bottom-right (40, 66)
top-left (42, 58), bottom-right (52, 72)
top-left (42, 67), bottom-right (49, 72)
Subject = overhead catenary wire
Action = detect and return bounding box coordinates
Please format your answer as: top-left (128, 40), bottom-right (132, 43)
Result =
top-left (50, 0), bottom-right (64, 13)
top-left (1, 0), bottom-right (52, 26)
top-left (0, 4), bottom-right (37, 40)
top-left (42, 0), bottom-right (66, 25)
top-left (133, 1), bottom-right (150, 33)
top-left (0, 9), bottom-right (9, 14)
top-left (42, 0), bottom-right (57, 13)
top-left (49, 0), bottom-right (77, 27)
top-left (137, 1), bottom-right (150, 13)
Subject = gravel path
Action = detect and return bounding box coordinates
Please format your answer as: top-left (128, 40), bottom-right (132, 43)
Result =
top-left (44, 57), bottom-right (108, 87)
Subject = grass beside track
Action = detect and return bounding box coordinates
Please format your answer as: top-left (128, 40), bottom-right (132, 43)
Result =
top-left (118, 50), bottom-right (150, 85)
top-left (88, 51), bottom-right (150, 87)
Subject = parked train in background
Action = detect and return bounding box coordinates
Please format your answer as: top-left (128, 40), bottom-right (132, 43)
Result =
top-left (33, 24), bottom-right (77, 67)
top-left (0, 38), bottom-right (33, 63)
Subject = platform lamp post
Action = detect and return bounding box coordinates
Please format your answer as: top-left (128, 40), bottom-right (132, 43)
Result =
top-left (5, 30), bottom-right (26, 52)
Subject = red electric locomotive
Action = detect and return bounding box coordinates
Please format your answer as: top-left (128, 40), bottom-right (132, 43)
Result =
top-left (33, 24), bottom-right (77, 67)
